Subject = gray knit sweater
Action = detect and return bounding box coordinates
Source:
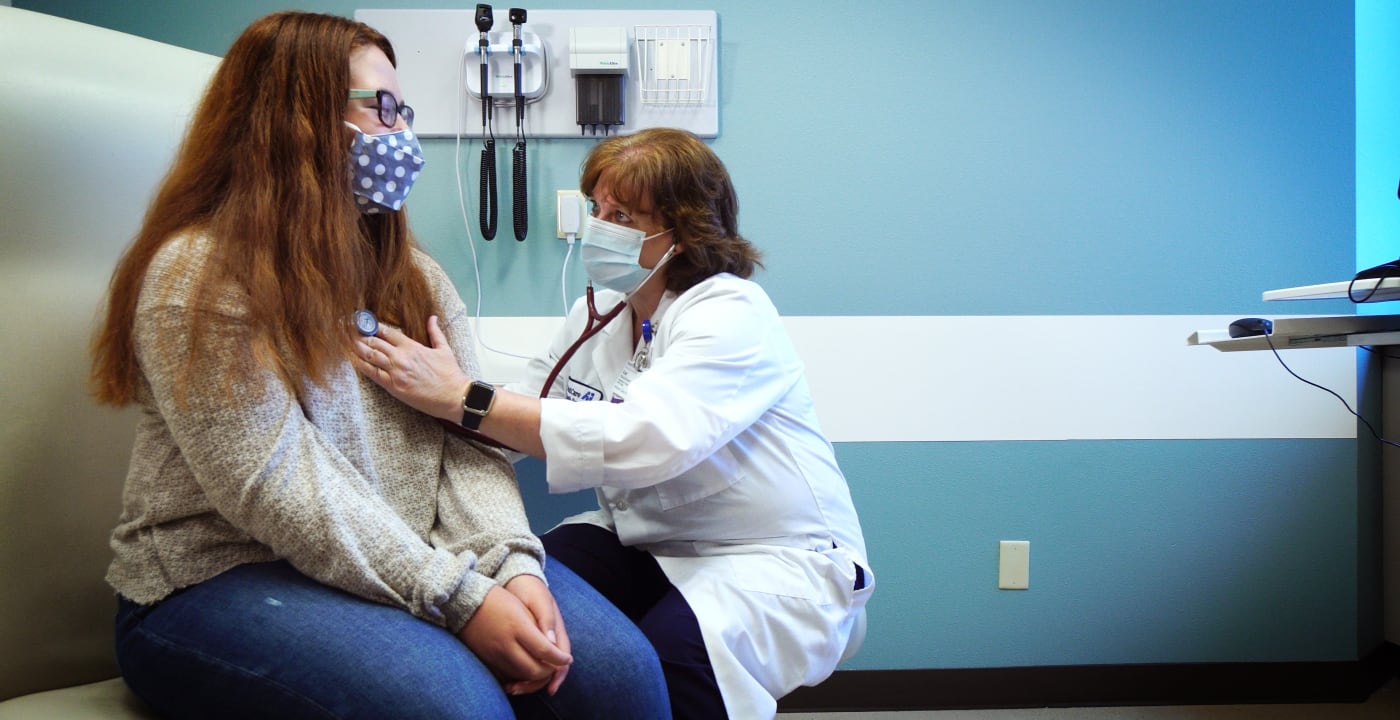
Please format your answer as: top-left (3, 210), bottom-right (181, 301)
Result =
top-left (106, 234), bottom-right (543, 632)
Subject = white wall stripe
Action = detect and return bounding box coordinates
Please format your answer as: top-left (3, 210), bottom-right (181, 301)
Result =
top-left (469, 315), bottom-right (1360, 443)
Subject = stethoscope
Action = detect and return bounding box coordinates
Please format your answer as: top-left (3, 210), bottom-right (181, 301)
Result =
top-left (538, 283), bottom-right (627, 398)
top-left (538, 242), bottom-right (676, 398)
top-left (356, 297), bottom-right (626, 401)
top-left (355, 245), bottom-right (672, 400)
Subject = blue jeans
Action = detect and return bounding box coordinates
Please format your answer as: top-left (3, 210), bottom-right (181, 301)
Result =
top-left (114, 560), bottom-right (669, 720)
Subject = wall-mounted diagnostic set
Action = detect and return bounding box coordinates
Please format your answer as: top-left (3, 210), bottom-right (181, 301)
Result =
top-left (355, 7), bottom-right (718, 139)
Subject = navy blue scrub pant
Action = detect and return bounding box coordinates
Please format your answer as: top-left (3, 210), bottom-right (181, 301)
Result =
top-left (542, 523), bottom-right (728, 720)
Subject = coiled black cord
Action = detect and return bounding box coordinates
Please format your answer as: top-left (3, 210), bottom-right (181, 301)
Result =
top-left (512, 140), bottom-right (527, 241)
top-left (479, 139), bottom-right (497, 240)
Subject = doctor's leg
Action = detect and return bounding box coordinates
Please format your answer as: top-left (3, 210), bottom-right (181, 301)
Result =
top-left (542, 523), bottom-right (726, 719)
top-left (636, 587), bottom-right (727, 720)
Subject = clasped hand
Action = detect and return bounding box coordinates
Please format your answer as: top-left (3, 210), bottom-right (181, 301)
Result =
top-left (460, 575), bottom-right (572, 696)
top-left (353, 315), bottom-right (467, 422)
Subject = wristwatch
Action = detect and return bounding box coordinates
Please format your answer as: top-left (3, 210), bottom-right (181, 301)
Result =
top-left (460, 380), bottom-right (496, 431)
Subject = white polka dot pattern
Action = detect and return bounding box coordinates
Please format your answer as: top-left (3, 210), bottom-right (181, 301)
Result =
top-left (347, 126), bottom-right (425, 214)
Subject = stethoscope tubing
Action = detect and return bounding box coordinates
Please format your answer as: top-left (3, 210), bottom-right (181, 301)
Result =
top-left (538, 283), bottom-right (626, 398)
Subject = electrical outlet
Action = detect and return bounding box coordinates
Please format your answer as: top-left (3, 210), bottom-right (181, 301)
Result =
top-left (998, 540), bottom-right (1029, 590)
top-left (557, 189), bottom-right (584, 239)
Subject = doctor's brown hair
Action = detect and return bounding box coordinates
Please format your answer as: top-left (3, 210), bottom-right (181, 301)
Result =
top-left (580, 127), bottom-right (762, 293)
top-left (91, 12), bottom-right (437, 406)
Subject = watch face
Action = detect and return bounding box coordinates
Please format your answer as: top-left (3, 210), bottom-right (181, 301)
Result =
top-left (461, 381), bottom-right (495, 430)
top-left (353, 309), bottom-right (379, 337)
top-left (466, 381), bottom-right (494, 411)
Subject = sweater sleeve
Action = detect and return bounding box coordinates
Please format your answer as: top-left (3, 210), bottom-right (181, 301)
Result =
top-left (132, 241), bottom-right (496, 630)
top-left (419, 255), bottom-right (546, 609)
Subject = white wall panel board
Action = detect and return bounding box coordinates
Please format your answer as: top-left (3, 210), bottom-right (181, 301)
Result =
top-left (469, 315), bottom-right (1361, 442)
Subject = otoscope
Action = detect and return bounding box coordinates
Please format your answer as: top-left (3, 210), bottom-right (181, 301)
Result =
top-left (475, 4), bottom-right (498, 240)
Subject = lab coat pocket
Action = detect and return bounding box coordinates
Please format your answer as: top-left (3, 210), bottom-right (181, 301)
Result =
top-left (725, 552), bottom-right (820, 601)
top-left (655, 444), bottom-right (743, 510)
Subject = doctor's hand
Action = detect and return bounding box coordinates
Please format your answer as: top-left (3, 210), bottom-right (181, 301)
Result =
top-left (353, 315), bottom-right (467, 422)
top-left (458, 585), bottom-right (573, 693)
top-left (502, 574), bottom-right (572, 696)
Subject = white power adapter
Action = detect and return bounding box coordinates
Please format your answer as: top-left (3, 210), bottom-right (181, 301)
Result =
top-left (556, 190), bottom-right (584, 241)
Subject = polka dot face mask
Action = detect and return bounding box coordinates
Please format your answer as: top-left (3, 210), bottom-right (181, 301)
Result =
top-left (344, 122), bottom-right (425, 214)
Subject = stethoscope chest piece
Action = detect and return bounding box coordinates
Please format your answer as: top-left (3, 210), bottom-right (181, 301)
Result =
top-left (353, 309), bottom-right (379, 337)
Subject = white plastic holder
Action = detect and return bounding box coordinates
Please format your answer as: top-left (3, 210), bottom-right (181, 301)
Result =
top-left (634, 24), bottom-right (712, 105)
top-left (463, 30), bottom-right (548, 102)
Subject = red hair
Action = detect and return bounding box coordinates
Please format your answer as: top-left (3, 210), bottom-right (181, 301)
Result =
top-left (580, 127), bottom-right (761, 292)
top-left (92, 12), bottom-right (437, 405)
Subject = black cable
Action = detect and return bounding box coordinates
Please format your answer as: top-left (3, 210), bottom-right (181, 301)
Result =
top-left (1360, 345), bottom-right (1400, 362)
top-left (1348, 261), bottom-right (1400, 303)
top-left (479, 139), bottom-right (497, 240)
top-left (512, 141), bottom-right (528, 241)
top-left (1263, 332), bottom-right (1400, 448)
top-left (1349, 274), bottom-right (1385, 303)
top-left (510, 8), bottom-right (528, 242)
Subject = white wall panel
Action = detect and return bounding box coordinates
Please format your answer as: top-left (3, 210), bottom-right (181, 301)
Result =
top-left (470, 314), bottom-right (1361, 442)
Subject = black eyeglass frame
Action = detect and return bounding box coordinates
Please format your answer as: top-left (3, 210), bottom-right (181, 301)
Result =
top-left (348, 88), bottom-right (414, 129)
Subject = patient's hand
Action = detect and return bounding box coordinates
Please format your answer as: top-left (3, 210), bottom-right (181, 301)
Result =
top-left (353, 316), bottom-right (468, 422)
top-left (459, 585), bottom-right (573, 692)
top-left (502, 574), bottom-right (572, 695)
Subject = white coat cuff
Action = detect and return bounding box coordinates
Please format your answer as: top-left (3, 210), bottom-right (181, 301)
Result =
top-left (540, 398), bottom-right (605, 493)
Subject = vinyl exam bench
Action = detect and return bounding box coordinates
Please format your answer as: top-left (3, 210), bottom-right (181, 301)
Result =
top-left (0, 8), bottom-right (217, 718)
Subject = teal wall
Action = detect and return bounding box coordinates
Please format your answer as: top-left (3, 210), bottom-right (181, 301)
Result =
top-left (20, 0), bottom-right (1386, 671)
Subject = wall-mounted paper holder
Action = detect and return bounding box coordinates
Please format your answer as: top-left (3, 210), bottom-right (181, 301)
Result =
top-left (634, 24), bottom-right (713, 106)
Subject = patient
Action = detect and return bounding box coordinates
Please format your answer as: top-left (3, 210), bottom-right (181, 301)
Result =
top-left (87, 11), bottom-right (667, 719)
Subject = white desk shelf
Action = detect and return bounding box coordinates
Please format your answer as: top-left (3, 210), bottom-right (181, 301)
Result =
top-left (1188, 278), bottom-right (1400, 351)
top-left (1188, 315), bottom-right (1400, 352)
top-left (1262, 277), bottom-right (1400, 302)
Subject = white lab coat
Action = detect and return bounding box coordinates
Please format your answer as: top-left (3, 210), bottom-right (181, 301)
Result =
top-left (509, 274), bottom-right (874, 719)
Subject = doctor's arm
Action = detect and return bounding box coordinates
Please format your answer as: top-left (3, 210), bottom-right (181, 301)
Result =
top-left (354, 316), bottom-right (548, 458)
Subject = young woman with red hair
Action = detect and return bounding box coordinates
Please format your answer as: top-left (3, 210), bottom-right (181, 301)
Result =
top-left (90, 12), bottom-right (666, 719)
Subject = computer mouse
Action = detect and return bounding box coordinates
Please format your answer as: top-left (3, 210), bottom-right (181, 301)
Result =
top-left (1228, 317), bottom-right (1272, 338)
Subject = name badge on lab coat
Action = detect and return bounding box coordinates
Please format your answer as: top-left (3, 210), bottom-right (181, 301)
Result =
top-left (566, 377), bottom-right (605, 402)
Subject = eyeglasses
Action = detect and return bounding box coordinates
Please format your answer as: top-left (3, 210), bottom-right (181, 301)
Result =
top-left (348, 88), bottom-right (414, 128)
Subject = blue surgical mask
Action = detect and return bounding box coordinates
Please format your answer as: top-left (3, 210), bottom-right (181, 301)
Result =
top-left (345, 122), bottom-right (425, 214)
top-left (580, 215), bottom-right (675, 294)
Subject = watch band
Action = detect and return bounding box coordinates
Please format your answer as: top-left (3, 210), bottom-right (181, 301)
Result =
top-left (460, 380), bottom-right (496, 431)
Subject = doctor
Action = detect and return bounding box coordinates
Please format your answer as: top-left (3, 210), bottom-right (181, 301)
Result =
top-left (357, 127), bottom-right (873, 719)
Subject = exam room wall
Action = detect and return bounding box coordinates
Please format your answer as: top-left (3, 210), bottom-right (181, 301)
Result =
top-left (17, 0), bottom-right (1378, 671)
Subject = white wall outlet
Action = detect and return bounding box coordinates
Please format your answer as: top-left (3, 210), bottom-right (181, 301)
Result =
top-left (556, 189), bottom-right (584, 239)
top-left (999, 540), bottom-right (1030, 590)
